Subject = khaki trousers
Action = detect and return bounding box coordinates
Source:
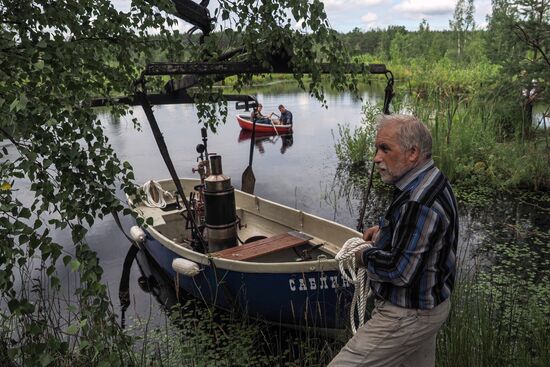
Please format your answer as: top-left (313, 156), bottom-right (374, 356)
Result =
top-left (328, 298), bottom-right (450, 367)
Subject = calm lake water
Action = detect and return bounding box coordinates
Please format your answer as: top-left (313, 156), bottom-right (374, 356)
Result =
top-left (5, 82), bottom-right (549, 328)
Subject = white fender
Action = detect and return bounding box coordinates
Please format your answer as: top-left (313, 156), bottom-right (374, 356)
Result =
top-left (172, 258), bottom-right (200, 277)
top-left (130, 226), bottom-right (146, 243)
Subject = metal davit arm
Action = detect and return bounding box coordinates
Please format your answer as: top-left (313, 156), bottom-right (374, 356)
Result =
top-left (135, 89), bottom-right (208, 250)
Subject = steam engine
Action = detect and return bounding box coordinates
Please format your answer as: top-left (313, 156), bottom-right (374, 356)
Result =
top-left (202, 155), bottom-right (238, 252)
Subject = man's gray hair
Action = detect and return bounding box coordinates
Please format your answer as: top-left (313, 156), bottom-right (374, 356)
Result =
top-left (376, 114), bottom-right (432, 159)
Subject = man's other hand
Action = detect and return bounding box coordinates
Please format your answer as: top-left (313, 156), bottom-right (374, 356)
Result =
top-left (363, 225), bottom-right (380, 242)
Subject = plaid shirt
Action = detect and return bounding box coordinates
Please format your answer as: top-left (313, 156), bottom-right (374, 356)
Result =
top-left (361, 159), bottom-right (459, 309)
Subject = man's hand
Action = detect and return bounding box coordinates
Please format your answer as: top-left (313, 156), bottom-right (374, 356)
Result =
top-left (363, 225), bottom-right (380, 242)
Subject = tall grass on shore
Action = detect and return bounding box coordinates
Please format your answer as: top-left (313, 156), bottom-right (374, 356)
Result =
top-left (0, 261), bottom-right (134, 366)
top-left (438, 207), bottom-right (550, 367)
top-left (128, 256), bottom-right (549, 366)
top-left (332, 58), bottom-right (550, 192)
top-left (438, 281), bottom-right (550, 367)
top-left (126, 299), bottom-right (345, 366)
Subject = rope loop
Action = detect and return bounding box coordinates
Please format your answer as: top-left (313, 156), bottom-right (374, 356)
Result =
top-left (336, 237), bottom-right (373, 334)
top-left (142, 180), bottom-right (174, 208)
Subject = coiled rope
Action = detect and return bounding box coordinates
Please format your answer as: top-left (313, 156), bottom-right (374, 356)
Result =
top-left (335, 237), bottom-right (373, 334)
top-left (142, 180), bottom-right (173, 208)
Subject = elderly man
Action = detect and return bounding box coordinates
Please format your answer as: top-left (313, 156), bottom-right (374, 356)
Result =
top-left (329, 115), bottom-right (459, 367)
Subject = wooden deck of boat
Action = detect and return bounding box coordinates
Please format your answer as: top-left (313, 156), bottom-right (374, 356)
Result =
top-left (214, 231), bottom-right (312, 261)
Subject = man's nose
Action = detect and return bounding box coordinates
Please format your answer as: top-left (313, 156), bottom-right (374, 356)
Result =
top-left (373, 149), bottom-right (381, 163)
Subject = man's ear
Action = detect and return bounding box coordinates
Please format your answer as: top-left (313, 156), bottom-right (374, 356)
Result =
top-left (408, 146), bottom-right (420, 162)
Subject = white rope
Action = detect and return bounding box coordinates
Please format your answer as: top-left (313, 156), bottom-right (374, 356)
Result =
top-left (141, 180), bottom-right (173, 208)
top-left (335, 237), bottom-right (373, 334)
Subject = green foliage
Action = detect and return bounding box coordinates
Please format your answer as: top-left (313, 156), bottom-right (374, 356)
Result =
top-left (437, 281), bottom-right (550, 367)
top-left (0, 0), bottom-right (182, 364)
top-left (437, 200), bottom-right (550, 367)
top-left (131, 304), bottom-right (277, 366)
top-left (485, 0), bottom-right (550, 139)
top-left (127, 300), bottom-right (343, 366)
top-left (338, 22), bottom-right (550, 192)
top-left (340, 1), bottom-right (548, 141)
top-left (332, 102), bottom-right (380, 168)
top-left (422, 70), bottom-right (550, 192)
top-left (449, 0), bottom-right (476, 62)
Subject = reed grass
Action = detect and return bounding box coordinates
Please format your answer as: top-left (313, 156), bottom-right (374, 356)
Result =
top-left (437, 281), bottom-right (550, 367)
top-left (333, 56), bottom-right (550, 192)
top-left (333, 101), bottom-right (550, 194)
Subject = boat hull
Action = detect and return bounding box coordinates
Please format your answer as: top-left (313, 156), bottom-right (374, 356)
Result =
top-left (237, 114), bottom-right (293, 133)
top-left (142, 232), bottom-right (353, 331)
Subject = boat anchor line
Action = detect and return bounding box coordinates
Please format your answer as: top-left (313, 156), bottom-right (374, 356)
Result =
top-left (336, 237), bottom-right (373, 334)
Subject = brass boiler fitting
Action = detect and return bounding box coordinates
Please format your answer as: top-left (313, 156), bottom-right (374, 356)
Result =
top-left (192, 160), bottom-right (210, 224)
top-left (203, 155), bottom-right (237, 252)
top-left (192, 160), bottom-right (210, 183)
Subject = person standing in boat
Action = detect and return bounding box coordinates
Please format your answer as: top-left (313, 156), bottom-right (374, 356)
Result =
top-left (329, 114), bottom-right (458, 367)
top-left (251, 103), bottom-right (272, 125)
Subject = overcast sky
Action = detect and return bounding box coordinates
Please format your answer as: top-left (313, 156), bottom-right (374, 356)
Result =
top-left (112, 0), bottom-right (492, 32)
top-left (322, 0), bottom-right (492, 31)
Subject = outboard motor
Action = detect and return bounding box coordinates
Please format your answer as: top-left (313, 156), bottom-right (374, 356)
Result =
top-left (203, 155), bottom-right (238, 252)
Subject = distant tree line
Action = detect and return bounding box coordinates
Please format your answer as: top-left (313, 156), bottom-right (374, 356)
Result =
top-left (337, 0), bottom-right (549, 141)
top-left (336, 22), bottom-right (485, 66)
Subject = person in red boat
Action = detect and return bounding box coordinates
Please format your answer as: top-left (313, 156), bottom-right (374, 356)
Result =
top-left (251, 103), bottom-right (272, 125)
top-left (277, 104), bottom-right (293, 125)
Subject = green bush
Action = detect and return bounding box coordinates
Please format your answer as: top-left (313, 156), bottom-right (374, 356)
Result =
top-left (332, 102), bottom-right (379, 169)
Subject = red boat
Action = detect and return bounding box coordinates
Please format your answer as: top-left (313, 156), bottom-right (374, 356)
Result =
top-left (236, 114), bottom-right (293, 134)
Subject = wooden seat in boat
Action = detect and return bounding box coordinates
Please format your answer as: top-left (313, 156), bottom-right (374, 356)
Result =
top-left (213, 231), bottom-right (312, 261)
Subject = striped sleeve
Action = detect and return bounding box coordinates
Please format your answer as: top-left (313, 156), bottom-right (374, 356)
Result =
top-left (364, 201), bottom-right (442, 286)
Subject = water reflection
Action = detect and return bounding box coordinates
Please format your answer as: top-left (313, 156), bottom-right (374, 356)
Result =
top-left (237, 130), bottom-right (294, 155)
top-left (119, 245), bottom-right (138, 329)
top-left (119, 245), bottom-right (181, 329)
top-left (323, 165), bottom-right (392, 227)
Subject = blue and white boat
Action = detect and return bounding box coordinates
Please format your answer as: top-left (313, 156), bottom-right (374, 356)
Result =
top-left (128, 172), bottom-right (359, 335)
